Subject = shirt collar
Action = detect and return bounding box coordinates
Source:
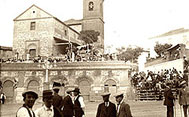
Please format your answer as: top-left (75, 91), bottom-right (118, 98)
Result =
top-left (43, 105), bottom-right (53, 111)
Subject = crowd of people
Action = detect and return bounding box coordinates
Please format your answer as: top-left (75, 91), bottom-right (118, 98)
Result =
top-left (16, 82), bottom-right (133, 117)
top-left (131, 68), bottom-right (187, 92)
top-left (0, 47), bottom-right (118, 64)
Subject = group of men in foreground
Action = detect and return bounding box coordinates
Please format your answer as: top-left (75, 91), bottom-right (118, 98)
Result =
top-left (16, 84), bottom-right (132, 117)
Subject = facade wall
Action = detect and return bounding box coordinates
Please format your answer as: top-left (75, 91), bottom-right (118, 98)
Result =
top-left (149, 32), bottom-right (189, 57)
top-left (0, 62), bottom-right (131, 103)
top-left (13, 18), bottom-right (54, 58)
top-left (145, 58), bottom-right (184, 73)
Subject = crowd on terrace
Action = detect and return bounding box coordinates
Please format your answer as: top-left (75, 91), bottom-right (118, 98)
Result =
top-left (131, 68), bottom-right (188, 92)
top-left (0, 45), bottom-right (118, 63)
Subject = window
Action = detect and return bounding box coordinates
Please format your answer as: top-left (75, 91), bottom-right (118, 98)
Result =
top-left (65, 30), bottom-right (67, 36)
top-left (30, 22), bottom-right (36, 30)
top-left (89, 1), bottom-right (94, 11)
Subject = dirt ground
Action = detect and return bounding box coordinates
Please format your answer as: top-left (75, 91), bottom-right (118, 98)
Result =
top-left (0, 100), bottom-right (184, 117)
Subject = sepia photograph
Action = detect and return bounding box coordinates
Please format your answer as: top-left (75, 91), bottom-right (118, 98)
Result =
top-left (1, 0), bottom-right (189, 117)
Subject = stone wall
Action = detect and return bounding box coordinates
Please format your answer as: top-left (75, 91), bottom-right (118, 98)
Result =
top-left (0, 61), bottom-right (131, 103)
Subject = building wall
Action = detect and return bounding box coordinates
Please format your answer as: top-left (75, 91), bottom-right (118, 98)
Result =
top-left (145, 58), bottom-right (184, 73)
top-left (0, 61), bottom-right (131, 103)
top-left (149, 32), bottom-right (189, 57)
top-left (13, 18), bottom-right (54, 58)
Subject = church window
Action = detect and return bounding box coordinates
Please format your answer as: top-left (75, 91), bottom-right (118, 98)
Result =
top-left (30, 22), bottom-right (36, 30)
top-left (89, 1), bottom-right (94, 11)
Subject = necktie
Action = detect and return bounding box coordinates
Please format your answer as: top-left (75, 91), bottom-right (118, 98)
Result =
top-left (117, 104), bottom-right (120, 112)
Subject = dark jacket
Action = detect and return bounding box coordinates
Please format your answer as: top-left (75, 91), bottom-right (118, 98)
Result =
top-left (74, 95), bottom-right (84, 117)
top-left (53, 106), bottom-right (63, 117)
top-left (117, 101), bottom-right (132, 117)
top-left (96, 101), bottom-right (117, 117)
top-left (179, 87), bottom-right (189, 105)
top-left (62, 95), bottom-right (74, 116)
top-left (53, 93), bottom-right (63, 110)
top-left (164, 87), bottom-right (175, 106)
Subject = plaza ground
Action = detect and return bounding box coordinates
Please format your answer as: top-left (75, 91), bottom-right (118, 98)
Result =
top-left (0, 100), bottom-right (184, 117)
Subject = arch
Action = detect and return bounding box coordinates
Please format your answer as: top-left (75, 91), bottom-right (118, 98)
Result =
top-left (24, 76), bottom-right (42, 88)
top-left (102, 77), bottom-right (119, 85)
top-left (28, 43), bottom-right (37, 50)
top-left (75, 76), bottom-right (93, 101)
top-left (75, 75), bottom-right (93, 85)
top-left (3, 80), bottom-right (14, 101)
top-left (104, 79), bottom-right (117, 94)
top-left (27, 80), bottom-right (40, 93)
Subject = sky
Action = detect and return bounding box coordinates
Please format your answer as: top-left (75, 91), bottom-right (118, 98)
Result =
top-left (1, 0), bottom-right (189, 51)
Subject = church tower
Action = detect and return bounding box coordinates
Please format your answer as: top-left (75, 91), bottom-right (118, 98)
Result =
top-left (82, 0), bottom-right (104, 50)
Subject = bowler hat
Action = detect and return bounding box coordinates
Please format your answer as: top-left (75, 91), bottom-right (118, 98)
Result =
top-left (73, 87), bottom-right (80, 93)
top-left (22, 90), bottom-right (38, 99)
top-left (101, 92), bottom-right (111, 97)
top-left (43, 90), bottom-right (53, 98)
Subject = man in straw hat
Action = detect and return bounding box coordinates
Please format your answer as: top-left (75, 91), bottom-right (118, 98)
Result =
top-left (96, 92), bottom-right (116, 117)
top-left (16, 90), bottom-right (38, 117)
top-left (163, 81), bottom-right (175, 117)
top-left (62, 88), bottom-right (74, 117)
top-left (178, 80), bottom-right (189, 117)
top-left (114, 92), bottom-right (132, 117)
top-left (35, 90), bottom-right (62, 117)
top-left (72, 87), bottom-right (85, 117)
top-left (52, 82), bottom-right (63, 111)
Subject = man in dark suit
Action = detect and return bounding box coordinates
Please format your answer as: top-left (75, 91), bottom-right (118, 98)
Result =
top-left (114, 93), bottom-right (132, 117)
top-left (52, 82), bottom-right (63, 111)
top-left (62, 88), bottom-right (74, 117)
top-left (163, 82), bottom-right (175, 117)
top-left (96, 92), bottom-right (117, 117)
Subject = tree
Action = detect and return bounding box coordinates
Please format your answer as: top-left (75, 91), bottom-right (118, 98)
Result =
top-left (154, 42), bottom-right (172, 56)
top-left (79, 30), bottom-right (100, 44)
top-left (116, 46), bottom-right (144, 62)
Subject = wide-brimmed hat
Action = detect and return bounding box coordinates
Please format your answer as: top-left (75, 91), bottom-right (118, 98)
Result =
top-left (66, 88), bottom-right (74, 94)
top-left (114, 92), bottom-right (124, 98)
top-left (101, 92), bottom-right (111, 97)
top-left (43, 90), bottom-right (53, 98)
top-left (52, 82), bottom-right (61, 90)
top-left (73, 87), bottom-right (81, 93)
top-left (22, 90), bottom-right (38, 99)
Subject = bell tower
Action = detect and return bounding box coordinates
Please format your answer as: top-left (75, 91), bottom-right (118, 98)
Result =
top-left (82, 0), bottom-right (104, 49)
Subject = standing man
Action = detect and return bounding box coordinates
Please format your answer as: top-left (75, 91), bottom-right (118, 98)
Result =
top-left (163, 82), bottom-right (175, 117)
top-left (114, 93), bottom-right (132, 117)
top-left (62, 88), bottom-right (74, 117)
top-left (0, 93), bottom-right (6, 104)
top-left (35, 90), bottom-right (62, 117)
top-left (52, 82), bottom-right (63, 111)
top-left (73, 87), bottom-right (85, 117)
top-left (96, 92), bottom-right (117, 117)
top-left (16, 90), bottom-right (38, 117)
top-left (178, 80), bottom-right (189, 117)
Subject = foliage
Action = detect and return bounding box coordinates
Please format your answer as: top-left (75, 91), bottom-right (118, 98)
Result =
top-left (116, 46), bottom-right (144, 62)
top-left (154, 42), bottom-right (172, 56)
top-left (79, 30), bottom-right (100, 44)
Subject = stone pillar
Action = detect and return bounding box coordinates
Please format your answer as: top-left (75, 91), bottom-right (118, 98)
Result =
top-left (43, 82), bottom-right (50, 90)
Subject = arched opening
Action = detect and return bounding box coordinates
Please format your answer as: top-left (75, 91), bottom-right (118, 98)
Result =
top-left (104, 79), bottom-right (117, 94)
top-left (27, 80), bottom-right (39, 94)
top-left (78, 80), bottom-right (91, 101)
top-left (3, 80), bottom-right (14, 102)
